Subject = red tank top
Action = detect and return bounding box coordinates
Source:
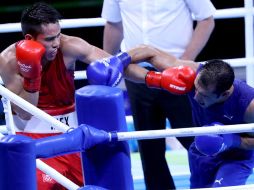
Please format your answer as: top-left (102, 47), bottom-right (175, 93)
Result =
top-left (38, 50), bottom-right (75, 115)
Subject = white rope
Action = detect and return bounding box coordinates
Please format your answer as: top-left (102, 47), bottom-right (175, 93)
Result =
top-left (36, 160), bottom-right (80, 190)
top-left (74, 70), bottom-right (87, 80)
top-left (116, 123), bottom-right (254, 141)
top-left (0, 7), bottom-right (253, 33)
top-left (224, 57), bottom-right (254, 67)
top-left (0, 125), bottom-right (7, 134)
top-left (60, 17), bottom-right (106, 29)
top-left (0, 85), bottom-right (69, 132)
top-left (214, 7), bottom-right (254, 19)
top-left (0, 17), bottom-right (106, 33)
top-left (2, 97), bottom-right (16, 135)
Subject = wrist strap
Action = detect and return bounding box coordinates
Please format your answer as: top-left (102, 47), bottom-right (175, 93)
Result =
top-left (23, 77), bottom-right (41, 93)
top-left (145, 71), bottom-right (161, 88)
top-left (116, 52), bottom-right (131, 67)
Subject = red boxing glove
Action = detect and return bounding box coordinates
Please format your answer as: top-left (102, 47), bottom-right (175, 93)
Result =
top-left (16, 40), bottom-right (45, 93)
top-left (145, 66), bottom-right (196, 94)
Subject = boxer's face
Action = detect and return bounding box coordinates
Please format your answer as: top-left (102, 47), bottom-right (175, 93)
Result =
top-left (193, 75), bottom-right (223, 108)
top-left (35, 22), bottom-right (61, 61)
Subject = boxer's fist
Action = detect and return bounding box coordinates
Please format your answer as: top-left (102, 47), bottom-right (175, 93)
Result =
top-left (16, 40), bottom-right (45, 93)
top-left (145, 66), bottom-right (195, 94)
top-left (195, 123), bottom-right (241, 156)
top-left (87, 52), bottom-right (131, 87)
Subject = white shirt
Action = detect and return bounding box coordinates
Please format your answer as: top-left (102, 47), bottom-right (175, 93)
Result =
top-left (102, 0), bottom-right (216, 58)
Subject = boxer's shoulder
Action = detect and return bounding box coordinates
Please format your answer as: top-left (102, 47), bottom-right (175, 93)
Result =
top-left (60, 34), bottom-right (85, 50)
top-left (60, 34), bottom-right (93, 70)
top-left (0, 45), bottom-right (19, 79)
top-left (61, 34), bottom-right (91, 56)
top-left (1, 43), bottom-right (16, 63)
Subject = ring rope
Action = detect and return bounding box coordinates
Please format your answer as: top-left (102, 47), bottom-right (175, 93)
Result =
top-left (0, 7), bottom-right (252, 34)
top-left (115, 123), bottom-right (254, 141)
top-left (0, 84), bottom-right (69, 132)
top-left (2, 97), bottom-right (16, 135)
top-left (36, 159), bottom-right (80, 190)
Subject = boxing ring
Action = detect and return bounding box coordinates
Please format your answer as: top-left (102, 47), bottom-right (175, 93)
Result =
top-left (1, 1), bottom-right (254, 189)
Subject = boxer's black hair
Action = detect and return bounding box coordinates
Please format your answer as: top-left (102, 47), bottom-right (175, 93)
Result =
top-left (21, 2), bottom-right (62, 37)
top-left (198, 59), bottom-right (235, 95)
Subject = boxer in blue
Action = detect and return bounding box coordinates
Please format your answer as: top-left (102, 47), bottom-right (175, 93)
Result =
top-left (104, 45), bottom-right (254, 188)
top-left (186, 60), bottom-right (254, 188)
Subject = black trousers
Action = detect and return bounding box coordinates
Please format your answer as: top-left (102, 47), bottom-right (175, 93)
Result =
top-left (125, 77), bottom-right (194, 190)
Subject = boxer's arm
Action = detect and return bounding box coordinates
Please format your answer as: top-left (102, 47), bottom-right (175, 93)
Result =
top-left (124, 64), bottom-right (148, 83)
top-left (195, 123), bottom-right (242, 156)
top-left (61, 35), bottom-right (123, 86)
top-left (61, 35), bottom-right (133, 86)
top-left (61, 35), bottom-right (110, 68)
top-left (195, 133), bottom-right (241, 156)
top-left (0, 46), bottom-right (39, 120)
top-left (127, 44), bottom-right (199, 71)
top-left (244, 99), bottom-right (254, 123)
top-left (87, 52), bottom-right (131, 86)
top-left (102, 22), bottom-right (149, 83)
top-left (239, 99), bottom-right (254, 149)
top-left (195, 100), bottom-right (254, 151)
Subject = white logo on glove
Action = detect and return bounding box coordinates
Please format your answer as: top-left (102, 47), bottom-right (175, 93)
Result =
top-left (111, 73), bottom-right (122, 87)
top-left (17, 61), bottom-right (32, 72)
top-left (102, 59), bottom-right (110, 67)
top-left (169, 84), bottom-right (186, 91)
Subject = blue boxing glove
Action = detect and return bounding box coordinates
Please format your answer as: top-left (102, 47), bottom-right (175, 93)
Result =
top-left (87, 52), bottom-right (131, 87)
top-left (195, 123), bottom-right (241, 156)
top-left (35, 124), bottom-right (110, 158)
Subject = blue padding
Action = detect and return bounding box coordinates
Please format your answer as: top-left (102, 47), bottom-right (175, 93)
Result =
top-left (35, 124), bottom-right (110, 158)
top-left (0, 135), bottom-right (36, 190)
top-left (123, 90), bottom-right (132, 116)
top-left (75, 85), bottom-right (134, 190)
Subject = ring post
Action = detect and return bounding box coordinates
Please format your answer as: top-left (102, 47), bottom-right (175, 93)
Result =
top-left (0, 135), bottom-right (36, 190)
top-left (75, 85), bottom-right (134, 190)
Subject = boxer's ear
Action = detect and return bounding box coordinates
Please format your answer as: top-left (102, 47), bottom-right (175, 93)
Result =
top-left (221, 90), bottom-right (230, 98)
top-left (24, 34), bottom-right (33, 40)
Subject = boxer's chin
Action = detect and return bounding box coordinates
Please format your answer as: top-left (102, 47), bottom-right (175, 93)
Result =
top-left (46, 54), bottom-right (56, 61)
